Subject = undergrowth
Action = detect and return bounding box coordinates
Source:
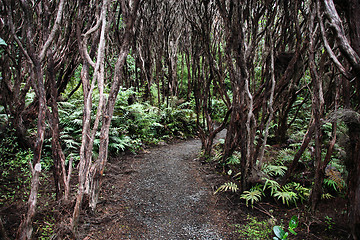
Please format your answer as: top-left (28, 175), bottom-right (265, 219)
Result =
top-left (214, 141), bottom-right (346, 208)
top-left (232, 215), bottom-right (273, 239)
top-left (59, 88), bottom-right (197, 158)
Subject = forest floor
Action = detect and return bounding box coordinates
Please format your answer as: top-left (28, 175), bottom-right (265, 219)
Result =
top-left (75, 131), bottom-right (351, 240)
top-left (77, 131), bottom-right (236, 239)
top-left (0, 131), bottom-right (352, 239)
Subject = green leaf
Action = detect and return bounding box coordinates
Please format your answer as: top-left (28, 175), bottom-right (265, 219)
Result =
top-left (288, 228), bottom-right (297, 235)
top-left (0, 37), bottom-right (7, 46)
top-left (289, 215), bottom-right (299, 229)
top-left (273, 226), bottom-right (286, 239)
top-left (263, 178), bottom-right (280, 195)
top-left (214, 182), bottom-right (238, 194)
top-left (240, 189), bottom-right (262, 207)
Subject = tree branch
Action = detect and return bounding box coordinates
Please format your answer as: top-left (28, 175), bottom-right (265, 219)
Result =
top-left (39, 0), bottom-right (65, 61)
top-left (323, 0), bottom-right (360, 72)
top-left (318, 0), bottom-right (353, 80)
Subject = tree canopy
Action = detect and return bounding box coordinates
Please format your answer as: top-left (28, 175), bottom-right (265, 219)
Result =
top-left (1, 0), bottom-right (360, 239)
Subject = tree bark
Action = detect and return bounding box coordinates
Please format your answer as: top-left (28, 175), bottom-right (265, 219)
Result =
top-left (17, 63), bottom-right (47, 240)
top-left (13, 0), bottom-right (66, 238)
top-left (309, 3), bottom-right (325, 212)
top-left (72, 0), bottom-right (109, 229)
top-left (329, 110), bottom-right (360, 240)
top-left (87, 0), bottom-right (141, 211)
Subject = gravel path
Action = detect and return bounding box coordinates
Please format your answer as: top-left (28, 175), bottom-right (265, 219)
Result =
top-left (122, 139), bottom-right (226, 239)
top-left (79, 134), bottom-right (232, 239)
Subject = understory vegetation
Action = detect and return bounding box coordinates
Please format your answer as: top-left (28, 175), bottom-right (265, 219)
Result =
top-left (1, 0), bottom-right (360, 239)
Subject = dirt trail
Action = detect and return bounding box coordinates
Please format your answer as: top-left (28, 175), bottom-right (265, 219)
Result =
top-left (78, 134), bottom-right (233, 239)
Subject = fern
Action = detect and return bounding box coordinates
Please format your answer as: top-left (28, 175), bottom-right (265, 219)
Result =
top-left (262, 163), bottom-right (287, 177)
top-left (263, 178), bottom-right (280, 195)
top-left (109, 135), bottom-right (132, 153)
top-left (273, 187), bottom-right (298, 206)
top-left (289, 182), bottom-right (310, 203)
top-left (325, 165), bottom-right (344, 191)
top-left (214, 182), bottom-right (239, 194)
top-left (227, 152), bottom-right (241, 165)
top-left (324, 178), bottom-right (341, 192)
top-left (321, 193), bottom-right (334, 200)
top-left (276, 148), bottom-right (296, 164)
top-left (240, 185), bottom-right (263, 208)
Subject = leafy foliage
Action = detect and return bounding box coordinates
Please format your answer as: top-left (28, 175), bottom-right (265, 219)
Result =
top-left (0, 131), bottom-right (32, 205)
top-left (262, 164), bottom-right (287, 177)
top-left (214, 182), bottom-right (239, 194)
top-left (321, 193), bottom-right (334, 200)
top-left (273, 185), bottom-right (299, 206)
top-left (58, 87), bottom-right (197, 157)
top-left (273, 216), bottom-right (299, 240)
top-left (233, 215), bottom-right (273, 239)
top-left (324, 165), bottom-right (345, 192)
top-left (240, 184), bottom-right (264, 208)
top-left (271, 182), bottom-right (310, 206)
top-left (263, 178), bottom-right (281, 195)
top-left (226, 151), bottom-right (241, 165)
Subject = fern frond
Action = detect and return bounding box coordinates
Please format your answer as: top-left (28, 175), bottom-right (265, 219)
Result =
top-left (321, 193), bottom-right (334, 200)
top-left (262, 163), bottom-right (287, 177)
top-left (227, 155), bottom-right (241, 165)
top-left (263, 178), bottom-right (280, 195)
top-left (214, 182), bottom-right (239, 194)
top-left (273, 188), bottom-right (298, 206)
top-left (324, 178), bottom-right (339, 191)
top-left (240, 189), bottom-right (262, 207)
top-left (325, 165), bottom-right (344, 191)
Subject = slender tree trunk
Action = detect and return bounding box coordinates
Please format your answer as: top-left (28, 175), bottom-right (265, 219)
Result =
top-left (13, 0), bottom-right (66, 237)
top-left (282, 121), bottom-right (315, 184)
top-left (47, 52), bottom-right (71, 201)
top-left (72, 0), bottom-right (109, 229)
top-left (17, 64), bottom-right (47, 240)
top-left (309, 4), bottom-right (325, 211)
top-left (87, 0), bottom-right (140, 210)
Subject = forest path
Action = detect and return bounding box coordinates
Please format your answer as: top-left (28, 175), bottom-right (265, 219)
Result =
top-left (78, 132), bottom-right (234, 240)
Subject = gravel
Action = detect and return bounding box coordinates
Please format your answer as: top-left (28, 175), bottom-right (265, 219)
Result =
top-left (120, 138), bottom-right (228, 239)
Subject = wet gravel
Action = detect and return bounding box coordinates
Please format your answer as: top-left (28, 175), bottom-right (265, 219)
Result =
top-left (78, 131), bottom-right (233, 240)
top-left (121, 138), bottom-right (228, 239)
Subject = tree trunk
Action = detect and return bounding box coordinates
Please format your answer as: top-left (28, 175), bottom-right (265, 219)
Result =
top-left (333, 110), bottom-right (360, 240)
top-left (47, 52), bottom-right (71, 201)
top-left (309, 4), bottom-right (325, 211)
top-left (72, 0), bottom-right (109, 229)
top-left (17, 64), bottom-right (47, 240)
top-left (282, 122), bottom-right (315, 184)
top-left (88, 0), bottom-right (140, 210)
top-left (347, 121), bottom-right (360, 240)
